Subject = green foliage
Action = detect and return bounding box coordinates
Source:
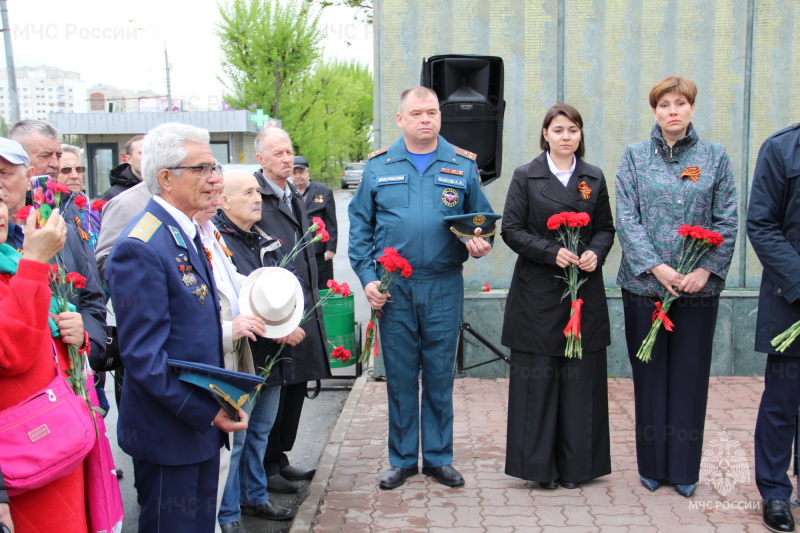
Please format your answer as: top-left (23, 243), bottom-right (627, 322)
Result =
top-left (217, 0), bottom-right (323, 118)
top-left (306, 0), bottom-right (373, 24)
top-left (217, 0), bottom-right (373, 183)
top-left (287, 59), bottom-right (373, 180)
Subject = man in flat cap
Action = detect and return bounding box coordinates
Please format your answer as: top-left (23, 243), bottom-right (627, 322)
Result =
top-left (291, 155), bottom-right (338, 289)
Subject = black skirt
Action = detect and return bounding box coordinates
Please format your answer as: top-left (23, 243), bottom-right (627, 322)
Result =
top-left (505, 349), bottom-right (611, 483)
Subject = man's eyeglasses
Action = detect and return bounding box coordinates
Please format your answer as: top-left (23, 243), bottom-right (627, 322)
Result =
top-left (60, 166), bottom-right (86, 174)
top-left (168, 163), bottom-right (222, 177)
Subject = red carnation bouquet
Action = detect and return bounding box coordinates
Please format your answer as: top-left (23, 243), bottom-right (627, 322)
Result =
top-left (547, 212), bottom-right (591, 359)
top-left (360, 247), bottom-right (413, 364)
top-left (636, 224), bottom-right (724, 362)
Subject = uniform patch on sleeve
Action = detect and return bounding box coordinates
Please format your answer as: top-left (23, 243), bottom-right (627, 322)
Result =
top-left (127, 212), bottom-right (162, 243)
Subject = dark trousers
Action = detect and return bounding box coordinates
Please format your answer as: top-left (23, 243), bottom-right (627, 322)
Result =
top-left (263, 381), bottom-right (307, 475)
top-left (380, 273), bottom-right (463, 469)
top-left (505, 349), bottom-right (611, 483)
top-left (622, 290), bottom-right (718, 484)
top-left (316, 252), bottom-right (333, 291)
top-left (136, 455), bottom-right (220, 533)
top-left (755, 354), bottom-right (800, 499)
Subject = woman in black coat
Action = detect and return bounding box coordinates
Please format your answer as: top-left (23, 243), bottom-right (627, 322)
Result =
top-left (502, 103), bottom-right (615, 489)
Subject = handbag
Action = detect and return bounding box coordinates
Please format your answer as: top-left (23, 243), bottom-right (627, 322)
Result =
top-left (0, 341), bottom-right (97, 497)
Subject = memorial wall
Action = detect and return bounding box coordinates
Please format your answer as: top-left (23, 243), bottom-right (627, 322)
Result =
top-left (372, 0), bottom-right (800, 376)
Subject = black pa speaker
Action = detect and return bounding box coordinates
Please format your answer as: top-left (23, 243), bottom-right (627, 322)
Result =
top-left (421, 54), bottom-right (505, 185)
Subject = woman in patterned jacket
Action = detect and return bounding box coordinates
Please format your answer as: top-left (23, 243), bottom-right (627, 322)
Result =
top-left (615, 76), bottom-right (738, 498)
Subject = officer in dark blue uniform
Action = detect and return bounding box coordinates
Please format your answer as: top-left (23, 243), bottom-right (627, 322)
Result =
top-left (348, 86), bottom-right (495, 490)
top-left (747, 123), bottom-right (800, 533)
top-left (107, 123), bottom-right (249, 533)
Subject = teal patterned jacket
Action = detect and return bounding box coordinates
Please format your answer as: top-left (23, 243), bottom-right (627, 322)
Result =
top-left (615, 123), bottom-right (738, 297)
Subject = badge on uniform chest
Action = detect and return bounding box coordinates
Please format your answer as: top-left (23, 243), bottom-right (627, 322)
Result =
top-left (175, 253), bottom-right (197, 286)
top-left (314, 195), bottom-right (324, 203)
top-left (441, 187), bottom-right (459, 207)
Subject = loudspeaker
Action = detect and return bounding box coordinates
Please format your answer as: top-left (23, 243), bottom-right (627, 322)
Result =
top-left (421, 54), bottom-right (505, 185)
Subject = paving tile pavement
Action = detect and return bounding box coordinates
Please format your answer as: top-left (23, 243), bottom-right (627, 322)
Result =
top-left (310, 377), bottom-right (797, 532)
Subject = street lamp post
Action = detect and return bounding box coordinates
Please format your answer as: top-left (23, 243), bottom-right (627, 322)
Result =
top-left (130, 20), bottom-right (172, 112)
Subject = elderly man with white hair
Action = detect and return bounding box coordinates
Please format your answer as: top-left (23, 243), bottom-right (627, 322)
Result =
top-left (106, 122), bottom-right (249, 533)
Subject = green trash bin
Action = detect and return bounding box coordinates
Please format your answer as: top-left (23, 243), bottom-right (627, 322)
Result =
top-left (319, 289), bottom-right (356, 368)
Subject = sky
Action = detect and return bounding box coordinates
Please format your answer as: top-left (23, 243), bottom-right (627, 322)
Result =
top-left (4, 0), bottom-right (373, 110)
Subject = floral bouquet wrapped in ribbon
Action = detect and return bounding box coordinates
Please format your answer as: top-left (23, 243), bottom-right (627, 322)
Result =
top-left (360, 247), bottom-right (412, 364)
top-left (547, 212), bottom-right (590, 359)
top-left (636, 225), bottom-right (724, 362)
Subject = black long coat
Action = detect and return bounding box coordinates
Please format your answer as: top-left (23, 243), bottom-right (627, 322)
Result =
top-left (500, 153), bottom-right (615, 356)
top-left (253, 170), bottom-right (331, 384)
top-left (300, 180), bottom-right (338, 257)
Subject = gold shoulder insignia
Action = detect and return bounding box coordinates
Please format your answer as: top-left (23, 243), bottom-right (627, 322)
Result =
top-left (127, 212), bottom-right (162, 243)
top-left (453, 146), bottom-right (477, 161)
top-left (367, 146), bottom-right (390, 159)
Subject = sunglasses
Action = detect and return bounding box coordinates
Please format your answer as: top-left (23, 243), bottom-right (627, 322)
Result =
top-left (60, 166), bottom-right (86, 174)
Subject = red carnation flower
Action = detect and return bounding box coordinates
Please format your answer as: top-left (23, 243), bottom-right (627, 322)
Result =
top-left (73, 195), bottom-right (88, 209)
top-left (312, 217), bottom-right (326, 231)
top-left (50, 181), bottom-right (70, 194)
top-left (65, 271), bottom-right (87, 289)
top-left (318, 229), bottom-right (330, 243)
top-left (16, 205), bottom-right (32, 221)
top-left (91, 200), bottom-right (107, 212)
top-left (482, 283), bottom-right (491, 292)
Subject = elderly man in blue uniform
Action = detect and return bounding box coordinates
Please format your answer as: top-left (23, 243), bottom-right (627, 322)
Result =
top-left (349, 86), bottom-right (494, 490)
top-left (747, 123), bottom-right (800, 533)
top-left (106, 122), bottom-right (249, 533)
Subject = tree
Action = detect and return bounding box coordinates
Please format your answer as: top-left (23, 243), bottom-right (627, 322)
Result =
top-left (307, 0), bottom-right (373, 23)
top-left (217, 0), bottom-right (323, 119)
top-left (288, 59), bottom-right (373, 178)
top-left (217, 0), bottom-right (373, 183)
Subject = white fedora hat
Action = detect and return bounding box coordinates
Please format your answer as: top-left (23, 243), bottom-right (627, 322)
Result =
top-left (238, 267), bottom-right (304, 339)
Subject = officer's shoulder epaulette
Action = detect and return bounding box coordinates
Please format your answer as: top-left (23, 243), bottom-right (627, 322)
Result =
top-left (127, 212), bottom-right (162, 243)
top-left (367, 146), bottom-right (390, 159)
top-left (769, 123), bottom-right (800, 138)
top-left (453, 145), bottom-right (477, 161)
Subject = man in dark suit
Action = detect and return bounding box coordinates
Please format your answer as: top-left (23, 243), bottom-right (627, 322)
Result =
top-left (106, 122), bottom-right (248, 533)
top-left (291, 155), bottom-right (338, 289)
top-left (747, 123), bottom-right (800, 533)
top-left (253, 128), bottom-right (331, 494)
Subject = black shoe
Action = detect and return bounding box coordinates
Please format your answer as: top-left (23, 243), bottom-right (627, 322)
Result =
top-left (266, 473), bottom-right (300, 494)
top-left (240, 500), bottom-right (295, 521)
top-left (763, 499), bottom-right (796, 533)
top-left (280, 464), bottom-right (316, 481)
top-left (220, 520), bottom-right (248, 533)
top-left (379, 466), bottom-right (418, 490)
top-left (560, 481), bottom-right (580, 489)
top-left (422, 465), bottom-right (465, 488)
top-left (538, 481), bottom-right (559, 490)
top-left (675, 484), bottom-right (696, 497)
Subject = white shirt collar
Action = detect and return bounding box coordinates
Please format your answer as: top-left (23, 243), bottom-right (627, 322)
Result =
top-left (545, 152), bottom-right (576, 187)
top-left (153, 195), bottom-right (198, 242)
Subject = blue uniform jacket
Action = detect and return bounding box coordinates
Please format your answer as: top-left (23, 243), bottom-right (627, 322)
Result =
top-left (106, 198), bottom-right (225, 465)
top-left (349, 135), bottom-right (494, 286)
top-left (747, 123), bottom-right (800, 357)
